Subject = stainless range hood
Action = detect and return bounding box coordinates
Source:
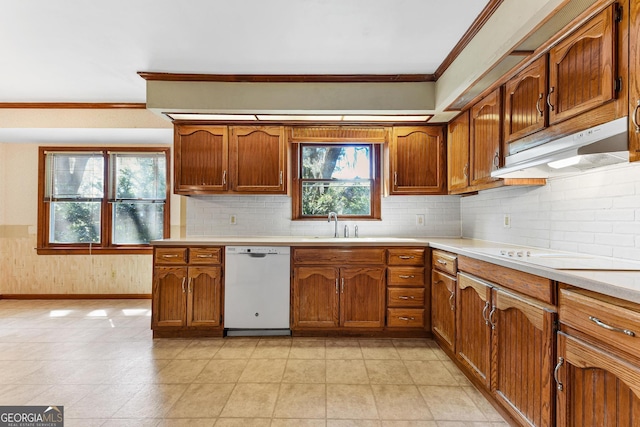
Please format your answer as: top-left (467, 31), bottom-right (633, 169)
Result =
top-left (491, 117), bottom-right (629, 178)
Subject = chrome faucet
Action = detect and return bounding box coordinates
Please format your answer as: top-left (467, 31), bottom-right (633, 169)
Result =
top-left (328, 212), bottom-right (339, 238)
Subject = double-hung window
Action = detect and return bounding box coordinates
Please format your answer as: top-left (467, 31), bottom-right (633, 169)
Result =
top-left (37, 147), bottom-right (170, 254)
top-left (292, 142), bottom-right (381, 220)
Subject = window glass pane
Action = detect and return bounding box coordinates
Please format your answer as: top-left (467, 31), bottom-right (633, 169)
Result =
top-left (302, 146), bottom-right (371, 179)
top-left (49, 153), bottom-right (104, 198)
top-left (112, 153), bottom-right (166, 200)
top-left (302, 181), bottom-right (371, 216)
top-left (49, 202), bottom-right (101, 243)
top-left (113, 203), bottom-right (164, 244)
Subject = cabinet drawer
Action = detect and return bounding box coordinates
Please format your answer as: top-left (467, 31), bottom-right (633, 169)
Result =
top-left (387, 308), bottom-right (425, 327)
top-left (293, 248), bottom-right (386, 264)
top-left (559, 288), bottom-right (640, 357)
top-left (387, 248), bottom-right (425, 266)
top-left (189, 247), bottom-right (222, 264)
top-left (155, 248), bottom-right (187, 265)
top-left (387, 288), bottom-right (425, 307)
top-left (432, 250), bottom-right (457, 276)
top-left (388, 267), bottom-right (424, 287)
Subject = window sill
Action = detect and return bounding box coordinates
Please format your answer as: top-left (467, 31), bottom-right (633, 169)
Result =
top-left (36, 247), bottom-right (153, 255)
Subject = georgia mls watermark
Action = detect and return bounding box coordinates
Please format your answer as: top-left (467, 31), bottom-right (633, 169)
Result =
top-left (0, 406), bottom-right (63, 427)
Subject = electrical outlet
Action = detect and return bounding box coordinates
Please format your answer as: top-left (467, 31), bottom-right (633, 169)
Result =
top-left (416, 214), bottom-right (425, 226)
top-left (503, 214), bottom-right (511, 228)
top-left (229, 214), bottom-right (237, 225)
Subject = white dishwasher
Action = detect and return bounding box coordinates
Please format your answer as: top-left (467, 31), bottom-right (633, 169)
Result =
top-left (224, 246), bottom-right (291, 336)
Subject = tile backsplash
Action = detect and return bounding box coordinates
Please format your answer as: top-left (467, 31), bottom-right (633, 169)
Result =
top-left (461, 162), bottom-right (640, 261)
top-left (187, 195), bottom-right (462, 238)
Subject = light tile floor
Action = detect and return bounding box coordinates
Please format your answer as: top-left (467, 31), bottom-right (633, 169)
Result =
top-left (0, 299), bottom-right (509, 427)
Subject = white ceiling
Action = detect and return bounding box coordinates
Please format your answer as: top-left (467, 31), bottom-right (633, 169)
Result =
top-left (1, 0), bottom-right (490, 103)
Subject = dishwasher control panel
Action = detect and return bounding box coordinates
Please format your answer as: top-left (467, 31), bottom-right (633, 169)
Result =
top-left (226, 246), bottom-right (290, 255)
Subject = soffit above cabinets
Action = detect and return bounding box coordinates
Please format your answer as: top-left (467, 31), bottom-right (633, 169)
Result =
top-left (448, 0), bottom-right (598, 110)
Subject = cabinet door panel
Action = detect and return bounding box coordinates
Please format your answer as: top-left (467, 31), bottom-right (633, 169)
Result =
top-left (557, 332), bottom-right (640, 427)
top-left (548, 6), bottom-right (615, 125)
top-left (230, 126), bottom-right (286, 193)
top-left (456, 273), bottom-right (492, 386)
top-left (153, 267), bottom-right (188, 328)
top-left (174, 126), bottom-right (228, 193)
top-left (447, 111), bottom-right (470, 192)
top-left (187, 266), bottom-right (221, 327)
top-left (293, 267), bottom-right (339, 328)
top-left (431, 270), bottom-right (456, 351)
top-left (390, 126), bottom-right (446, 195)
top-left (504, 56), bottom-right (547, 144)
top-left (493, 289), bottom-right (555, 427)
top-left (470, 88), bottom-right (501, 186)
top-left (341, 267), bottom-right (385, 328)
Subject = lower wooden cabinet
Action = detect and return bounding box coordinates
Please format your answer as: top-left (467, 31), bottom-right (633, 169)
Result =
top-left (456, 272), bottom-right (492, 386)
top-left (292, 247), bottom-right (425, 333)
top-left (556, 332), bottom-right (640, 426)
top-left (292, 263), bottom-right (385, 330)
top-left (431, 269), bottom-right (456, 351)
top-left (152, 246), bottom-right (223, 337)
top-left (456, 271), bottom-right (557, 427)
top-left (556, 286), bottom-right (640, 426)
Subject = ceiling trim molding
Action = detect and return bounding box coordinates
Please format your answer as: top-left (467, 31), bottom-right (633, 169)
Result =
top-left (0, 103), bottom-right (147, 109)
top-left (137, 72), bottom-right (435, 83)
top-left (434, 0), bottom-right (505, 80)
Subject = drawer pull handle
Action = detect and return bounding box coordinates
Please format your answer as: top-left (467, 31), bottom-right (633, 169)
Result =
top-left (554, 357), bottom-right (564, 391)
top-left (398, 316), bottom-right (415, 321)
top-left (589, 316), bottom-right (636, 337)
top-left (399, 275), bottom-right (415, 279)
top-left (398, 296), bottom-right (415, 300)
top-left (448, 291), bottom-right (455, 311)
top-left (196, 254), bottom-right (214, 258)
top-left (162, 254), bottom-right (178, 258)
top-left (399, 256), bottom-right (415, 260)
top-left (436, 259), bottom-right (447, 265)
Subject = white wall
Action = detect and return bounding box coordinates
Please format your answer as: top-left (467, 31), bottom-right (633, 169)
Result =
top-left (186, 195), bottom-right (462, 238)
top-left (461, 162), bottom-right (640, 261)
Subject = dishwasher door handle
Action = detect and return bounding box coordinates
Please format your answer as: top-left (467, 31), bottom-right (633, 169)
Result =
top-left (245, 253), bottom-right (268, 258)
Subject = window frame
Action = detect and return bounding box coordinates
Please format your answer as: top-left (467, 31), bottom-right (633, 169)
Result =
top-left (37, 146), bottom-right (171, 255)
top-left (291, 142), bottom-right (382, 220)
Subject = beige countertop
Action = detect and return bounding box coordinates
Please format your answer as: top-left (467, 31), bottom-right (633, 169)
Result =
top-left (152, 236), bottom-right (640, 304)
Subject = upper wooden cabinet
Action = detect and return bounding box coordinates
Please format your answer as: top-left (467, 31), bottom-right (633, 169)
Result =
top-left (447, 111), bottom-right (470, 193)
top-left (173, 124), bottom-right (287, 195)
top-left (547, 5), bottom-right (616, 125)
top-left (230, 126), bottom-right (287, 193)
top-left (470, 87), bottom-right (502, 187)
top-left (389, 126), bottom-right (446, 195)
top-left (630, 0), bottom-right (640, 161)
top-left (174, 125), bottom-right (228, 194)
top-left (504, 56), bottom-right (548, 144)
